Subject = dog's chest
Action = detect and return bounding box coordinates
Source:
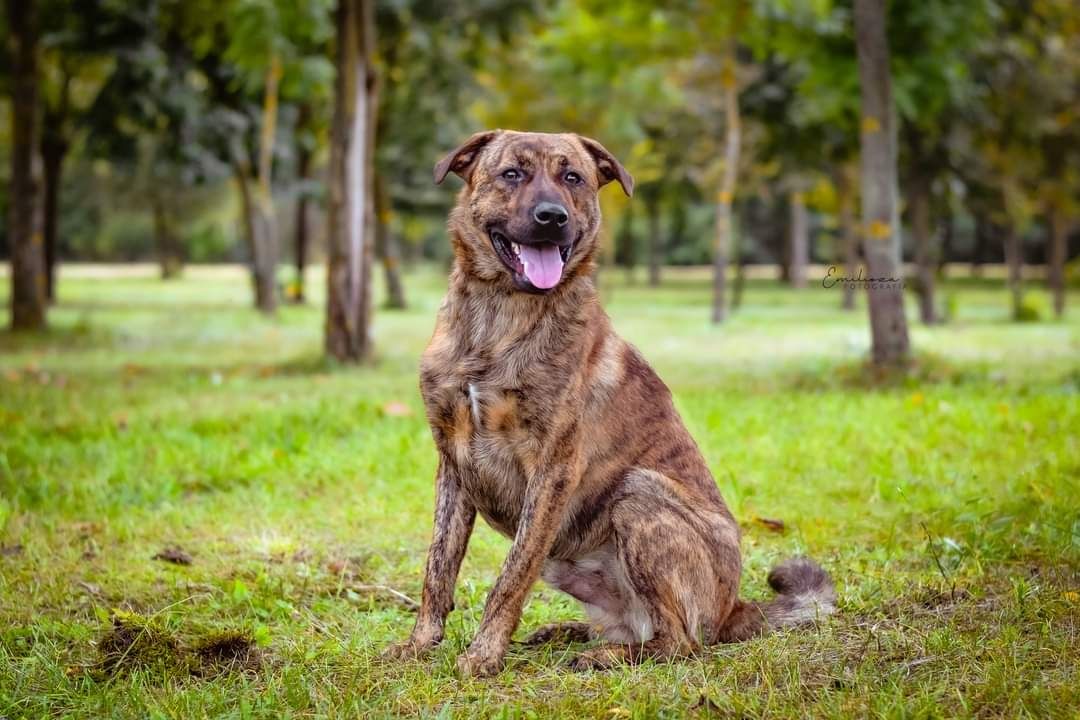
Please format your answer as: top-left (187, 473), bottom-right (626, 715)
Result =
top-left (421, 369), bottom-right (540, 533)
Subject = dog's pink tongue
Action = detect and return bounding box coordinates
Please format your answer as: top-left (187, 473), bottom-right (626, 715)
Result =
top-left (519, 243), bottom-right (564, 289)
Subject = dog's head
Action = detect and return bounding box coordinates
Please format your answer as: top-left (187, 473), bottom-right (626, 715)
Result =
top-left (435, 130), bottom-right (633, 294)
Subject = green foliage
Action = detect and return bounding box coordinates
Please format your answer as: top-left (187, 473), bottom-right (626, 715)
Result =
top-left (91, 212), bottom-right (155, 261)
top-left (184, 218), bottom-right (236, 264)
top-left (7, 0), bottom-right (1075, 291)
top-left (1014, 293), bottom-right (1046, 323)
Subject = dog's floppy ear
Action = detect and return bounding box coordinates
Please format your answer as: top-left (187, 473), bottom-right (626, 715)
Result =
top-left (434, 130), bottom-right (500, 185)
top-left (576, 135), bottom-right (634, 197)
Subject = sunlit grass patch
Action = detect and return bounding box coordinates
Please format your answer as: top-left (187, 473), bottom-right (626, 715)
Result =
top-left (1, 265), bottom-right (1078, 718)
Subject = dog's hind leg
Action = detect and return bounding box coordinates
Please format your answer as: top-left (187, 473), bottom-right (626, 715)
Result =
top-left (567, 469), bottom-right (742, 670)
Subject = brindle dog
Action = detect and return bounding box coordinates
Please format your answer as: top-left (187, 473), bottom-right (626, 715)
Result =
top-left (384, 130), bottom-right (836, 677)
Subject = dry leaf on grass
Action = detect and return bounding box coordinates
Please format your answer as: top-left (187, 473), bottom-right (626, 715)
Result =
top-left (153, 546), bottom-right (193, 565)
top-left (381, 401), bottom-right (413, 417)
top-left (0, 544), bottom-right (24, 557)
top-left (753, 516), bottom-right (786, 533)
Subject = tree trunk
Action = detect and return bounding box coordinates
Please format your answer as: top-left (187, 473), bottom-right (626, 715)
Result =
top-left (669, 198), bottom-right (686, 253)
top-left (376, 175), bottom-right (406, 309)
top-left (971, 213), bottom-right (989, 278)
top-left (617, 202), bottom-right (636, 284)
top-left (292, 141), bottom-right (312, 303)
top-left (854, 0), bottom-right (910, 365)
top-left (326, 0), bottom-right (378, 362)
top-left (712, 45), bottom-right (740, 324)
top-left (937, 203), bottom-right (953, 279)
top-left (7, 0), bottom-right (46, 330)
top-left (151, 194), bottom-right (184, 279)
top-left (835, 164), bottom-right (858, 310)
top-left (645, 191), bottom-right (661, 287)
top-left (909, 176), bottom-right (937, 324)
top-left (731, 208), bottom-right (746, 311)
top-left (789, 190), bottom-right (808, 288)
top-left (1003, 223), bottom-right (1023, 320)
top-left (291, 175), bottom-right (308, 306)
top-left (40, 132), bottom-right (66, 302)
top-left (1047, 204), bottom-right (1067, 319)
top-left (241, 54), bottom-right (282, 314)
top-left (235, 166), bottom-right (277, 312)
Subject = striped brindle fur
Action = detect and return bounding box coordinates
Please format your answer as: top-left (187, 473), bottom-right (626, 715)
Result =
top-left (384, 130), bottom-right (836, 677)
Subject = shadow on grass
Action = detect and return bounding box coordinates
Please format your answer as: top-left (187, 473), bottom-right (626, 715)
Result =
top-left (671, 352), bottom-right (1079, 396)
top-left (0, 319), bottom-right (115, 354)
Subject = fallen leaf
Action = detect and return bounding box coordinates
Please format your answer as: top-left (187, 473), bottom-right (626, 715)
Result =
top-left (153, 546), bottom-right (193, 566)
top-left (122, 363), bottom-right (146, 377)
top-left (72, 521), bottom-right (102, 538)
top-left (327, 556), bottom-right (366, 577)
top-left (78, 581), bottom-right (102, 596)
top-left (382, 401), bottom-right (412, 417)
top-left (345, 583), bottom-right (419, 610)
top-left (690, 695), bottom-right (723, 714)
top-left (754, 517), bottom-right (786, 533)
top-left (866, 219), bottom-right (892, 239)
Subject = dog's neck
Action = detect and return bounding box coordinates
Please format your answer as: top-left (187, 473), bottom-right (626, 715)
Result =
top-left (444, 264), bottom-right (602, 357)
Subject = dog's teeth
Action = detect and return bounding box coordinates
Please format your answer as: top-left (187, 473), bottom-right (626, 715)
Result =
top-left (512, 243), bottom-right (521, 255)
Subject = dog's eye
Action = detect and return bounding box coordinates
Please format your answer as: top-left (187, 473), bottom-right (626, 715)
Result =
top-left (565, 171), bottom-right (583, 185)
top-left (501, 169), bottom-right (522, 181)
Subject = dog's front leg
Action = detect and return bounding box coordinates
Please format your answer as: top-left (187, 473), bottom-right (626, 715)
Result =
top-left (384, 457), bottom-right (476, 660)
top-left (456, 455), bottom-right (580, 677)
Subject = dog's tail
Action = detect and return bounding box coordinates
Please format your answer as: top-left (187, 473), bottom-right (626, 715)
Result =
top-left (716, 557), bottom-right (837, 643)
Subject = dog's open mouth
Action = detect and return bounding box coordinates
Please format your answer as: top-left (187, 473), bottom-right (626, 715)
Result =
top-left (490, 231), bottom-right (572, 291)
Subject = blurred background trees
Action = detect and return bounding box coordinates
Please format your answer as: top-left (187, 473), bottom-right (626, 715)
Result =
top-left (3, 0), bottom-right (1078, 363)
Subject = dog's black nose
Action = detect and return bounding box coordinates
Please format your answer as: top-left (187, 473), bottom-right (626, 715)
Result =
top-left (533, 202), bottom-right (569, 228)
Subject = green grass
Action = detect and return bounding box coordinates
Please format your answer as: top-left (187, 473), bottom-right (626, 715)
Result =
top-left (1, 264), bottom-right (1079, 719)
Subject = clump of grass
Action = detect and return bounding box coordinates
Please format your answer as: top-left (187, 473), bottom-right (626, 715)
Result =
top-left (95, 611), bottom-right (182, 676)
top-left (192, 630), bottom-right (260, 676)
top-left (94, 612), bottom-right (260, 679)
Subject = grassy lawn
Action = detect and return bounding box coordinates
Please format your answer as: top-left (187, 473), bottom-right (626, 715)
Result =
top-left (1, 264), bottom-right (1079, 719)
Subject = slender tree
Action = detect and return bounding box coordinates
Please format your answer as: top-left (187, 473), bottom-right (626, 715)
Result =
top-left (854, 0), bottom-right (910, 365)
top-left (834, 163), bottom-right (859, 310)
top-left (291, 103), bottom-right (314, 303)
top-left (712, 38), bottom-right (741, 323)
top-left (39, 67), bottom-right (69, 300)
top-left (906, 157), bottom-right (937, 323)
top-left (1046, 200), bottom-right (1069, 318)
top-left (375, 175), bottom-right (406, 309)
top-left (7, 0), bottom-right (46, 330)
top-left (788, 189), bottom-right (809, 289)
top-left (325, 0), bottom-right (378, 362)
top-left (642, 186), bottom-right (663, 287)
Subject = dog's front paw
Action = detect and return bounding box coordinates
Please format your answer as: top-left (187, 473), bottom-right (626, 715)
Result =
top-left (455, 648), bottom-right (504, 678)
